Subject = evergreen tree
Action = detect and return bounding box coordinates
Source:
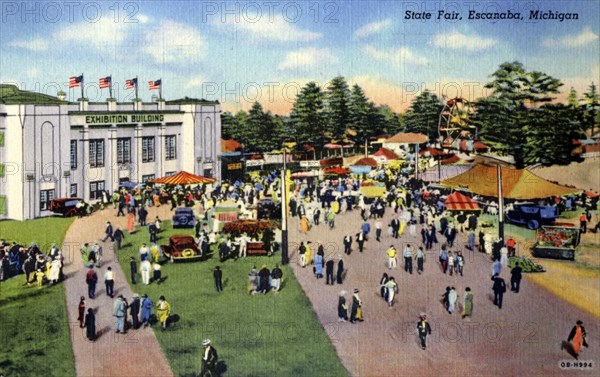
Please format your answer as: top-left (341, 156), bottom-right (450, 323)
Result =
top-left (325, 76), bottom-right (351, 141)
top-left (403, 90), bottom-right (443, 140)
top-left (473, 61), bottom-right (563, 168)
top-left (581, 82), bottom-right (600, 136)
top-left (348, 84), bottom-right (372, 144)
top-left (290, 82), bottom-right (326, 148)
top-left (221, 111), bottom-right (238, 140)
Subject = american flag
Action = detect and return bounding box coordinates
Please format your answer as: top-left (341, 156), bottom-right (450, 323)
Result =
top-left (125, 78), bottom-right (137, 89)
top-left (148, 79), bottom-right (161, 90)
top-left (69, 75), bottom-right (83, 88)
top-left (99, 76), bottom-right (111, 89)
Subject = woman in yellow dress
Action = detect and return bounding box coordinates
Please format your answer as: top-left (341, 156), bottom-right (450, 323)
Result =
top-left (300, 216), bottom-right (309, 234)
top-left (152, 193), bottom-right (161, 207)
top-left (305, 242), bottom-right (312, 265)
top-left (157, 295), bottom-right (171, 330)
top-left (332, 200), bottom-right (340, 214)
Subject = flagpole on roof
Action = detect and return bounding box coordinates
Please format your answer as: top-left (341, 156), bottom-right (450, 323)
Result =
top-left (159, 78), bottom-right (162, 100)
top-left (80, 73), bottom-right (84, 100)
top-left (135, 76), bottom-right (139, 100)
top-left (108, 74), bottom-right (113, 99)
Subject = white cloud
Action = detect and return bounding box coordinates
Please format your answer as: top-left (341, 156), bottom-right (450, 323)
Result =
top-left (543, 26), bottom-right (599, 48)
top-left (142, 20), bottom-right (204, 63)
top-left (277, 48), bottom-right (337, 70)
top-left (354, 19), bottom-right (392, 39)
top-left (362, 45), bottom-right (428, 66)
top-left (184, 75), bottom-right (207, 90)
top-left (56, 18), bottom-right (130, 47)
top-left (433, 30), bottom-right (496, 51)
top-left (218, 15), bottom-right (321, 42)
top-left (8, 37), bottom-right (49, 51)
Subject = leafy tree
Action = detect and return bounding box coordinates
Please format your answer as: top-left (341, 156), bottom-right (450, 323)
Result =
top-left (325, 76), bottom-right (351, 141)
top-left (376, 105), bottom-right (403, 135)
top-left (290, 81), bottom-right (326, 147)
top-left (403, 90), bottom-right (443, 140)
top-left (233, 110), bottom-right (251, 150)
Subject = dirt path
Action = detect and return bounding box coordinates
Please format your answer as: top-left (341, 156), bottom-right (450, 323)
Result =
top-left (61, 205), bottom-right (174, 377)
top-left (289, 208), bottom-right (600, 377)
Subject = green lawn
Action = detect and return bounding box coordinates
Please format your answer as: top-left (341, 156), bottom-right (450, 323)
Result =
top-left (115, 222), bottom-right (348, 377)
top-left (0, 217), bottom-right (76, 377)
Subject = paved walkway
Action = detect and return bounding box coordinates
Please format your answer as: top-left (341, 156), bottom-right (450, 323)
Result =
top-left (289, 209), bottom-right (599, 377)
top-left (62, 205), bottom-right (174, 377)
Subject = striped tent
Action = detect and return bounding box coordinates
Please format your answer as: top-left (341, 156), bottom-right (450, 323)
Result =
top-left (150, 171), bottom-right (215, 185)
top-left (445, 191), bottom-right (480, 212)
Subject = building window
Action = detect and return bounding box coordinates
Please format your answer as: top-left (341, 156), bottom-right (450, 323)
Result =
top-left (70, 184), bottom-right (78, 198)
top-left (40, 189), bottom-right (55, 211)
top-left (142, 136), bottom-right (155, 163)
top-left (116, 138), bottom-right (132, 164)
top-left (89, 139), bottom-right (105, 168)
top-left (70, 140), bottom-right (77, 169)
top-left (165, 171), bottom-right (176, 177)
top-left (141, 174), bottom-right (155, 182)
top-left (89, 180), bottom-right (105, 200)
top-left (165, 135), bottom-right (177, 160)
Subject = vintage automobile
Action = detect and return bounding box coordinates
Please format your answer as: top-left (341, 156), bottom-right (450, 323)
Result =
top-left (505, 203), bottom-right (558, 230)
top-left (160, 235), bottom-right (203, 262)
top-left (49, 198), bottom-right (86, 217)
top-left (257, 198), bottom-right (282, 220)
top-left (172, 207), bottom-right (196, 228)
top-left (531, 225), bottom-right (579, 260)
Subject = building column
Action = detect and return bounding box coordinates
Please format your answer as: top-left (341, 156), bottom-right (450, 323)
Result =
top-left (108, 128), bottom-right (117, 191)
top-left (135, 125), bottom-right (142, 183)
top-left (81, 128), bottom-right (89, 201)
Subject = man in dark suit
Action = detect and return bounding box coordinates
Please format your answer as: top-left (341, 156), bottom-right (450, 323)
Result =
top-left (325, 259), bottom-right (335, 285)
top-left (102, 221), bottom-right (114, 242)
top-left (510, 262), bottom-right (522, 293)
top-left (343, 235), bottom-right (352, 255)
top-left (391, 218), bottom-right (400, 239)
top-left (213, 266), bottom-right (223, 292)
top-left (492, 274), bottom-right (506, 309)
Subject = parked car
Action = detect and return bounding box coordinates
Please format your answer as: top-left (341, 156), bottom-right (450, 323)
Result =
top-left (49, 198), bottom-right (86, 217)
top-left (172, 207), bottom-right (196, 228)
top-left (257, 198), bottom-right (281, 220)
top-left (505, 203), bottom-right (558, 230)
top-left (160, 235), bottom-right (203, 262)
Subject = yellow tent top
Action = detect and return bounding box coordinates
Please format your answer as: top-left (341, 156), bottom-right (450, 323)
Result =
top-left (441, 164), bottom-right (581, 199)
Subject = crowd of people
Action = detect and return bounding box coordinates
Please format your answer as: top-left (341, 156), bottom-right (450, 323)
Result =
top-left (0, 240), bottom-right (64, 286)
top-left (287, 169), bottom-right (597, 354)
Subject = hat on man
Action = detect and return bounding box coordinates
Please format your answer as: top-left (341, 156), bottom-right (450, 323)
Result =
top-left (202, 339), bottom-right (211, 346)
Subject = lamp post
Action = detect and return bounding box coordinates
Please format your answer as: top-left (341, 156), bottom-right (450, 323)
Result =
top-left (26, 174), bottom-right (35, 219)
top-left (281, 149), bottom-right (289, 265)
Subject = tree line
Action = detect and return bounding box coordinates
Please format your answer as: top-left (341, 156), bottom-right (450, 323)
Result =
top-left (222, 63), bottom-right (599, 167)
top-left (221, 76), bottom-right (402, 153)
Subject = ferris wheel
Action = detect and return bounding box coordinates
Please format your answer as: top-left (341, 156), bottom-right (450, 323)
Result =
top-left (438, 97), bottom-right (476, 149)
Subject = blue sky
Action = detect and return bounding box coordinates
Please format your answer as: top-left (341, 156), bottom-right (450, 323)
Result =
top-left (1, 0), bottom-right (598, 113)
